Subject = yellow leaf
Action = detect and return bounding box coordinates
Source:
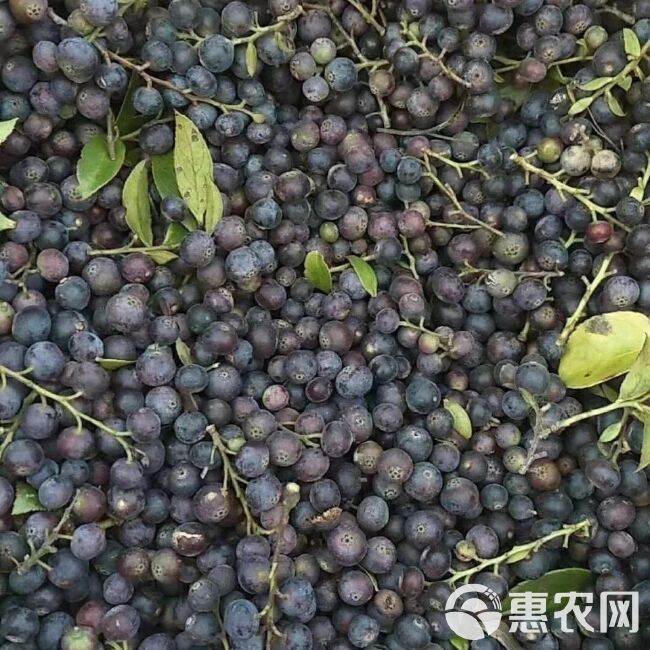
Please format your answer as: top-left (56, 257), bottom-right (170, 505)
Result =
top-left (640, 415), bottom-right (650, 470)
top-left (0, 118), bottom-right (18, 145)
top-left (559, 312), bottom-right (650, 388)
top-left (245, 42), bottom-right (258, 77)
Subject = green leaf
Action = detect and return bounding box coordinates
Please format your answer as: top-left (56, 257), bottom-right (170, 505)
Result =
top-left (347, 256), bottom-right (378, 297)
top-left (639, 414), bottom-right (650, 470)
top-left (174, 112), bottom-right (213, 223)
top-left (304, 250), bottom-right (332, 293)
top-left (123, 160), bottom-right (153, 247)
top-left (115, 74), bottom-right (150, 136)
top-left (97, 358), bottom-right (135, 370)
top-left (623, 28), bottom-right (641, 58)
top-left (605, 91), bottom-right (625, 117)
top-left (502, 568), bottom-right (593, 615)
top-left (450, 636), bottom-right (470, 650)
top-left (204, 180), bottom-right (224, 235)
top-left (619, 335), bottom-right (650, 401)
top-left (519, 388), bottom-right (540, 418)
top-left (152, 151), bottom-right (179, 199)
top-left (599, 421), bottom-right (622, 443)
top-left (175, 338), bottom-right (193, 366)
top-left (568, 95), bottom-right (595, 115)
top-left (505, 547), bottom-right (533, 564)
top-left (147, 250), bottom-right (178, 264)
top-left (12, 482), bottom-right (43, 515)
top-left (163, 223), bottom-right (188, 247)
top-left (443, 399), bottom-right (472, 439)
top-left (246, 41), bottom-right (258, 76)
top-left (76, 135), bottom-right (126, 199)
top-left (578, 77), bottom-right (612, 91)
top-left (0, 118), bottom-right (18, 145)
top-left (558, 312), bottom-right (650, 388)
top-left (618, 76), bottom-right (633, 91)
top-left (631, 185), bottom-right (645, 201)
top-left (0, 213), bottom-right (15, 232)
top-left (495, 83), bottom-right (531, 109)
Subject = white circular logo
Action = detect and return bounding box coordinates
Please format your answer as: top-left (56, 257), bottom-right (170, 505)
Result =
top-left (444, 583), bottom-right (502, 640)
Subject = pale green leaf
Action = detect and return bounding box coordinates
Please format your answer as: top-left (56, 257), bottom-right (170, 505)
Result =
top-left (599, 421), bottom-right (622, 443)
top-left (568, 95), bottom-right (595, 115)
top-left (174, 111), bottom-right (213, 223)
top-left (505, 547), bottom-right (532, 564)
top-left (443, 398), bottom-right (472, 439)
top-left (151, 151), bottom-right (179, 199)
top-left (246, 42), bottom-right (258, 77)
top-left (0, 213), bottom-right (15, 232)
top-left (12, 482), bottom-right (43, 515)
top-left (605, 91), bottom-right (625, 117)
top-left (77, 135), bottom-right (126, 199)
top-left (163, 223), bottom-right (188, 247)
top-left (147, 250), bottom-right (178, 264)
top-left (502, 569), bottom-right (592, 615)
top-left (123, 160), bottom-right (153, 247)
top-left (631, 186), bottom-right (645, 201)
top-left (519, 388), bottom-right (540, 418)
top-left (578, 77), bottom-right (612, 91)
top-left (304, 250), bottom-right (332, 293)
top-left (558, 312), bottom-right (650, 388)
top-left (347, 256), bottom-right (378, 297)
top-left (618, 76), bottom-right (633, 91)
top-left (619, 335), bottom-right (650, 401)
top-left (590, 383), bottom-right (619, 402)
top-left (204, 180), bottom-right (224, 235)
top-left (0, 118), bottom-right (18, 146)
top-left (623, 28), bottom-right (641, 58)
top-left (175, 338), bottom-right (193, 366)
top-left (639, 415), bottom-right (650, 470)
top-left (97, 358), bottom-right (135, 370)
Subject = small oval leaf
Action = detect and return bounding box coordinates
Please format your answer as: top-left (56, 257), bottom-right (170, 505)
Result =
top-left (97, 358), bottom-right (135, 370)
top-left (618, 76), bottom-right (633, 91)
top-left (558, 312), bottom-right (650, 388)
top-left (578, 77), bottom-right (612, 91)
top-left (77, 135), bottom-right (126, 199)
top-left (605, 91), bottom-right (625, 117)
top-left (502, 568), bottom-right (593, 615)
top-left (176, 339), bottom-right (193, 366)
top-left (347, 255), bottom-right (378, 297)
top-left (204, 180), bottom-right (224, 235)
top-left (623, 28), bottom-right (641, 58)
top-left (599, 421), bottom-right (622, 443)
top-left (123, 160), bottom-right (153, 247)
top-left (12, 482), bottom-right (43, 515)
top-left (304, 251), bottom-right (332, 293)
top-left (147, 250), bottom-right (178, 264)
top-left (443, 399), bottom-right (472, 439)
top-left (115, 74), bottom-right (151, 135)
top-left (246, 42), bottom-right (258, 76)
top-left (568, 95), bottom-right (595, 115)
top-left (619, 335), bottom-right (650, 401)
top-left (163, 223), bottom-right (188, 247)
top-left (638, 414), bottom-right (650, 470)
top-left (0, 118), bottom-right (18, 145)
top-left (505, 547), bottom-right (532, 564)
top-left (152, 151), bottom-right (179, 199)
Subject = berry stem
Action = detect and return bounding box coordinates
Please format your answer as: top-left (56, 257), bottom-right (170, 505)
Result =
top-left (342, 0), bottom-right (385, 35)
top-left (0, 391), bottom-right (37, 460)
top-left (400, 235), bottom-right (419, 279)
top-left (98, 47), bottom-right (266, 123)
top-left (510, 154), bottom-right (629, 231)
top-left (0, 364), bottom-right (137, 461)
top-left (446, 519), bottom-right (592, 585)
top-left (14, 490), bottom-right (79, 574)
top-left (556, 252), bottom-right (615, 347)
top-left (231, 6), bottom-right (304, 45)
top-left (88, 244), bottom-right (179, 256)
top-left (542, 398), bottom-right (639, 436)
top-left (206, 425), bottom-right (268, 536)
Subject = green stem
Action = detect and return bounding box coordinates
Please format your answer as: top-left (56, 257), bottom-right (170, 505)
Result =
top-left (556, 252), bottom-right (615, 347)
top-left (0, 365), bottom-right (136, 461)
top-left (232, 6), bottom-right (304, 44)
top-left (0, 392), bottom-right (36, 459)
top-left (342, 0), bottom-right (385, 34)
top-left (89, 245), bottom-right (178, 256)
top-left (329, 254), bottom-right (376, 274)
top-left (446, 519), bottom-right (591, 585)
top-left (542, 399), bottom-right (635, 436)
top-left (400, 235), bottom-right (419, 279)
top-left (511, 154), bottom-right (628, 231)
